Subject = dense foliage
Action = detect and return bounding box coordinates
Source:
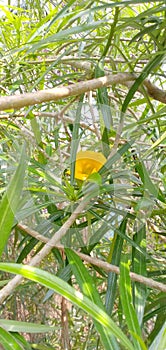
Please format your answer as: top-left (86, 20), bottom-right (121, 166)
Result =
top-left (0, 1), bottom-right (166, 349)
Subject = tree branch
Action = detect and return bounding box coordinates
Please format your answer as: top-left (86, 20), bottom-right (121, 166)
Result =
top-left (0, 199), bottom-right (88, 304)
top-left (15, 223), bottom-right (166, 294)
top-left (0, 72), bottom-right (165, 113)
top-left (143, 79), bottom-right (166, 103)
top-left (0, 74), bottom-right (136, 111)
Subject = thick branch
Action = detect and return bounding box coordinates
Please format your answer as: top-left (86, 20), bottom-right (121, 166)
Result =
top-left (143, 79), bottom-right (166, 103)
top-left (0, 74), bottom-right (135, 111)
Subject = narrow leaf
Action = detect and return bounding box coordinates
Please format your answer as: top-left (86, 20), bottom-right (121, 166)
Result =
top-left (132, 225), bottom-right (147, 326)
top-left (100, 141), bottom-right (134, 176)
top-left (120, 256), bottom-right (147, 350)
top-left (0, 263), bottom-right (134, 350)
top-left (122, 53), bottom-right (165, 113)
top-left (66, 248), bottom-right (120, 349)
top-left (135, 160), bottom-right (165, 203)
top-left (95, 63), bottom-right (111, 157)
top-left (0, 319), bottom-right (56, 333)
top-left (149, 322), bottom-right (166, 350)
top-left (144, 130), bottom-right (166, 156)
top-left (28, 21), bottom-right (107, 52)
top-left (70, 95), bottom-right (84, 185)
top-left (105, 219), bottom-right (127, 315)
top-left (0, 146), bottom-right (26, 257)
top-left (0, 327), bottom-right (24, 350)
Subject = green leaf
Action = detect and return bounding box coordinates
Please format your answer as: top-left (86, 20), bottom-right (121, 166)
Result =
top-left (0, 263), bottom-right (134, 350)
top-left (100, 141), bottom-right (134, 176)
top-left (149, 322), bottom-right (166, 350)
top-left (122, 53), bottom-right (165, 113)
top-left (30, 117), bottom-right (42, 146)
top-left (132, 225), bottom-right (147, 326)
top-left (66, 248), bottom-right (120, 349)
top-left (145, 294), bottom-right (166, 345)
top-left (0, 327), bottom-right (24, 350)
top-left (46, 0), bottom-right (77, 32)
top-left (27, 21), bottom-right (107, 52)
top-left (12, 333), bottom-right (32, 350)
top-left (144, 130), bottom-right (166, 156)
top-left (101, 7), bottom-right (120, 58)
top-left (70, 95), bottom-right (84, 185)
top-left (0, 320), bottom-right (56, 333)
top-left (135, 160), bottom-right (165, 203)
top-left (87, 172), bottom-right (102, 185)
top-left (0, 279), bottom-right (9, 287)
top-left (105, 219), bottom-right (127, 315)
top-left (119, 255), bottom-right (147, 350)
top-left (95, 63), bottom-right (111, 158)
top-left (0, 146), bottom-right (26, 257)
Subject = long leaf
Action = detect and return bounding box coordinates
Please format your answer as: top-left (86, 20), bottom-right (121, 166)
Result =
top-left (0, 263), bottom-right (134, 350)
top-left (149, 322), bottom-right (166, 350)
top-left (0, 327), bottom-right (24, 350)
top-left (122, 53), bottom-right (165, 113)
top-left (0, 146), bottom-right (26, 257)
top-left (135, 160), bottom-right (165, 203)
top-left (0, 319), bottom-right (56, 333)
top-left (144, 130), bottom-right (166, 156)
top-left (10, 333), bottom-right (32, 350)
top-left (46, 0), bottom-right (77, 32)
top-left (132, 225), bottom-right (147, 326)
top-left (66, 248), bottom-right (120, 350)
top-left (119, 255), bottom-right (147, 350)
top-left (105, 219), bottom-right (127, 315)
top-left (70, 95), bottom-right (84, 185)
top-left (27, 21), bottom-right (107, 52)
top-left (100, 141), bottom-right (134, 176)
top-left (95, 63), bottom-right (111, 157)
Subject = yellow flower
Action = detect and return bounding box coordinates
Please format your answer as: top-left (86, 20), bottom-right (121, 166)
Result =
top-left (74, 150), bottom-right (106, 181)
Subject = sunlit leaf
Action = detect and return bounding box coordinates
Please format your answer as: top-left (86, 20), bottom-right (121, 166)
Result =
top-left (0, 263), bottom-right (134, 350)
top-left (0, 146), bottom-right (26, 257)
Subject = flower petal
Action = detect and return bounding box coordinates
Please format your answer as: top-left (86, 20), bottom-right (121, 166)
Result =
top-left (75, 151), bottom-right (106, 180)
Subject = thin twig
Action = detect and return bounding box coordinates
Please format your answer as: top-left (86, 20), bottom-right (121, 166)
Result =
top-left (15, 223), bottom-right (166, 293)
top-left (0, 110), bottom-right (96, 134)
top-left (0, 198), bottom-right (88, 304)
top-left (25, 56), bottom-right (149, 65)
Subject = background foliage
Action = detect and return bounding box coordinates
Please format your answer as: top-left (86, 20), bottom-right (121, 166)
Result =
top-left (0, 0), bottom-right (166, 349)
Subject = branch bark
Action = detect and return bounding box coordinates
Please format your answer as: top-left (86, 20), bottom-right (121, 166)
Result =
top-left (15, 223), bottom-right (166, 294)
top-left (1, 56), bottom-right (166, 112)
top-left (0, 199), bottom-right (88, 304)
top-left (0, 74), bottom-right (135, 111)
top-left (143, 79), bottom-right (166, 103)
